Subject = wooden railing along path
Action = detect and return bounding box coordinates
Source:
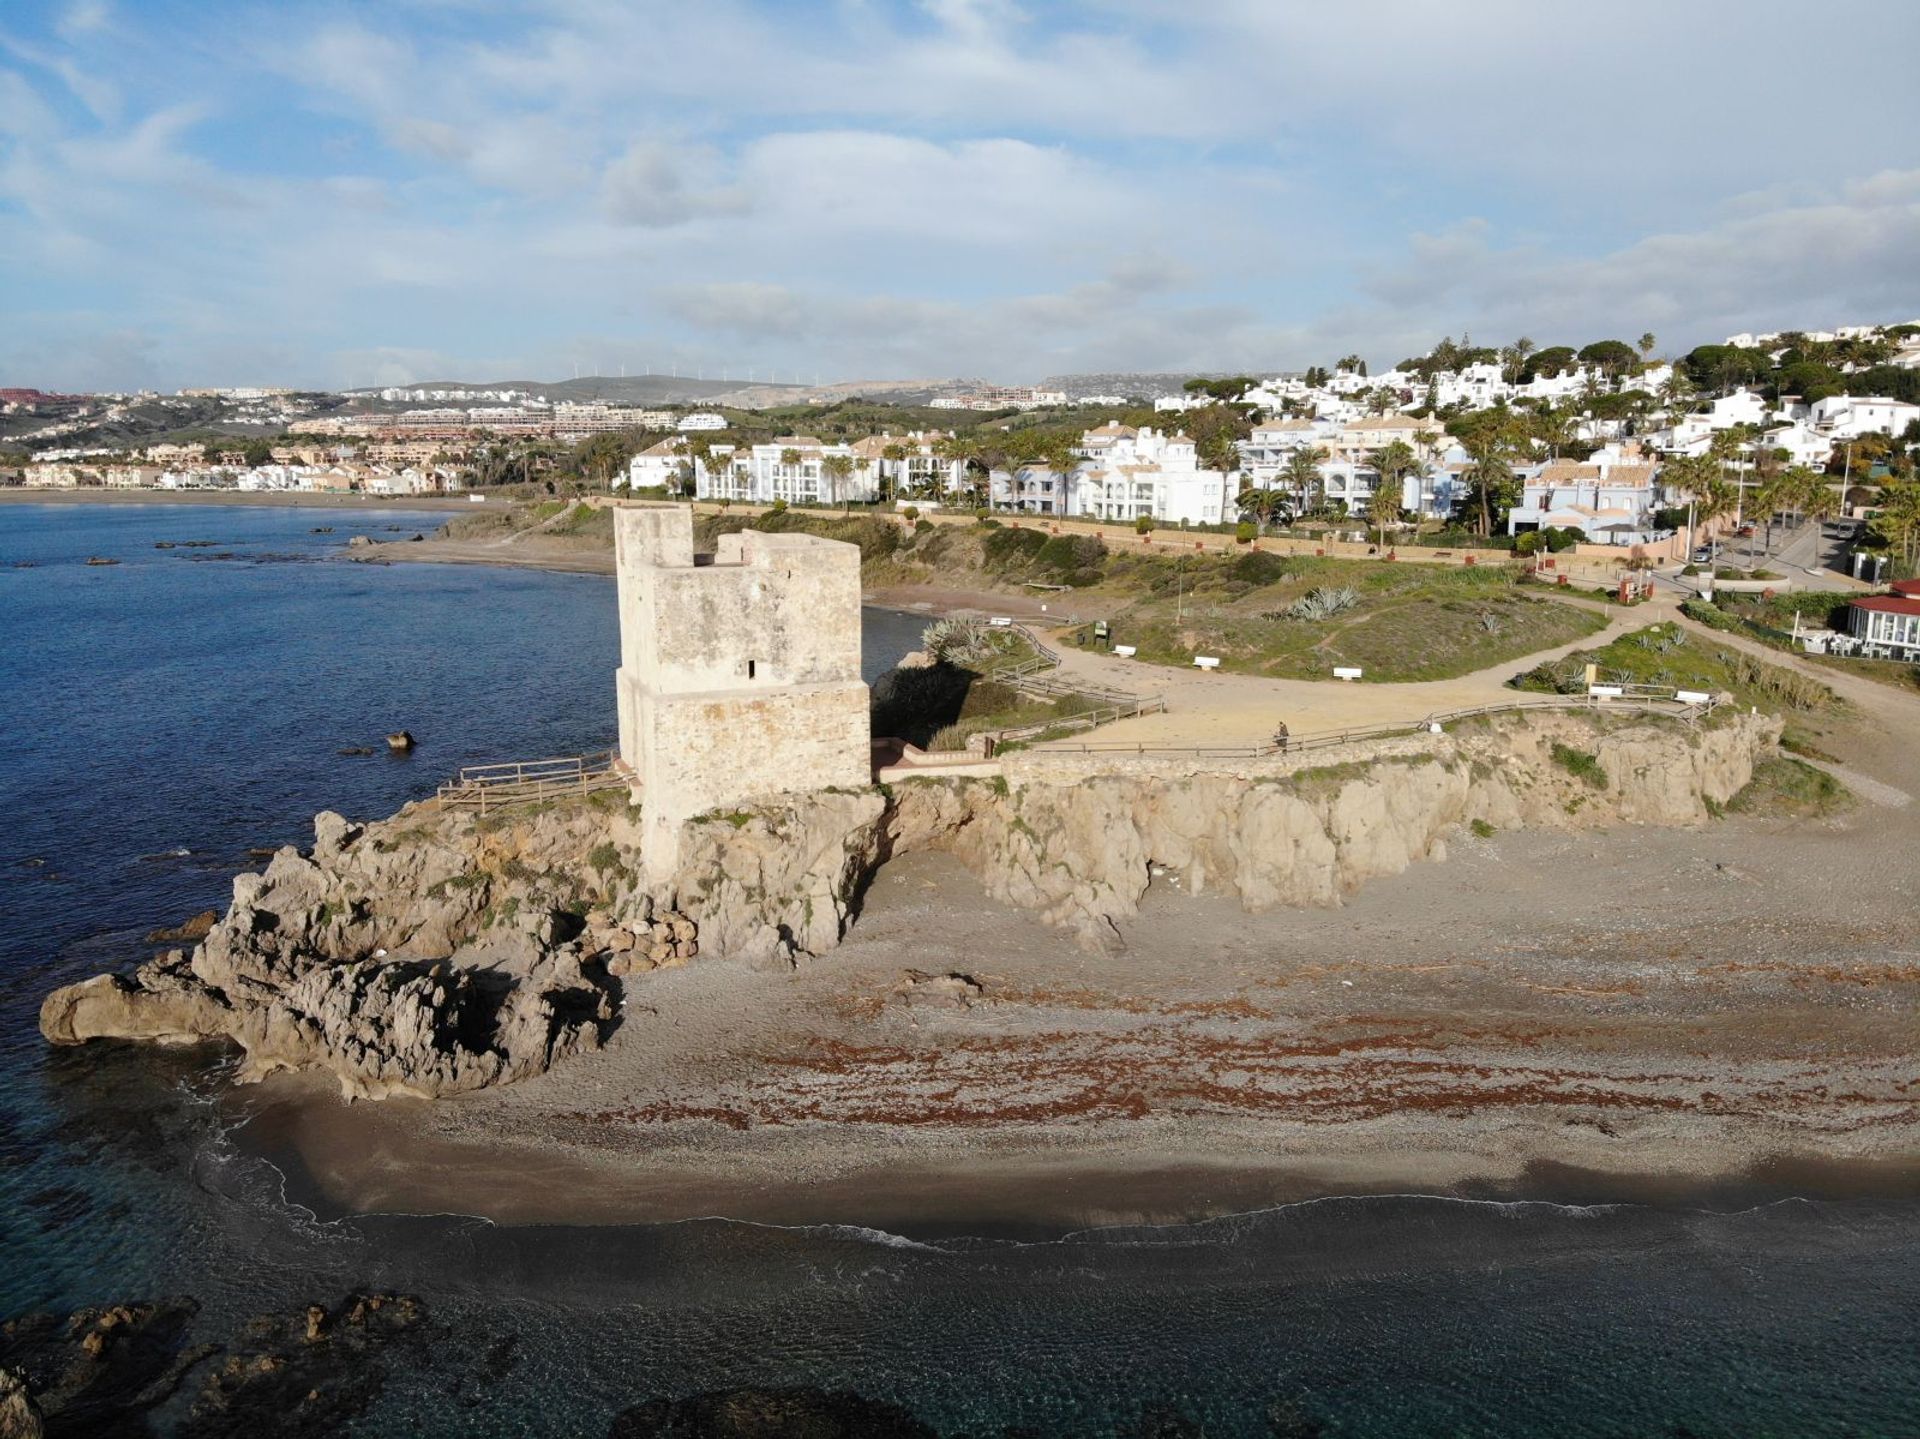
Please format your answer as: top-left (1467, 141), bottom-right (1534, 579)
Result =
top-left (436, 749), bottom-right (624, 813)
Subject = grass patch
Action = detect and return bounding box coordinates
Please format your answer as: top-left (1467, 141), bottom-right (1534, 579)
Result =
top-left (1469, 818), bottom-right (1497, 838)
top-left (1513, 624), bottom-right (1841, 715)
top-left (1064, 556), bottom-right (1602, 683)
top-left (1549, 741), bottom-right (1608, 789)
top-left (1727, 756), bottom-right (1851, 817)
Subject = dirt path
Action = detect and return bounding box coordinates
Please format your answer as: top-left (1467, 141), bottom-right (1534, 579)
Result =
top-left (1038, 599), bottom-right (1657, 745)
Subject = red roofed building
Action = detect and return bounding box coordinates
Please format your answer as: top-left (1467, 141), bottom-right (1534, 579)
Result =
top-left (1847, 593), bottom-right (1920, 657)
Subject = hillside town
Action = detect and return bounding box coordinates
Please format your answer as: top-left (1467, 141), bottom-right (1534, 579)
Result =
top-left (8, 322), bottom-right (1920, 599)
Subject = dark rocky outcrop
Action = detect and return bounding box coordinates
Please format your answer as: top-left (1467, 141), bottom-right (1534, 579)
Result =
top-left (0, 1293), bottom-right (433, 1438)
top-left (0, 1298), bottom-right (205, 1435)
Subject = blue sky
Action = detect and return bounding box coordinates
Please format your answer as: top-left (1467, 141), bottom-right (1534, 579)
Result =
top-left (3, 0), bottom-right (1918, 391)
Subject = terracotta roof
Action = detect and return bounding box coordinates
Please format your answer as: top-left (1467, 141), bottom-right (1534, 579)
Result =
top-left (1084, 423), bottom-right (1138, 438)
top-left (1889, 578), bottom-right (1920, 597)
top-left (1342, 414), bottom-right (1434, 430)
top-left (1852, 596), bottom-right (1920, 616)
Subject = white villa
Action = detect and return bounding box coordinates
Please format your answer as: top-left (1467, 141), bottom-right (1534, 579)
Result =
top-left (1064, 424), bottom-right (1231, 526)
top-left (626, 437), bottom-right (692, 490)
top-left (1507, 452), bottom-right (1666, 544)
top-left (1806, 395), bottom-right (1920, 441)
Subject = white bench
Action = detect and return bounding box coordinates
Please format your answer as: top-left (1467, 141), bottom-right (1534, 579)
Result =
top-left (1333, 666), bottom-right (1363, 681)
top-left (1114, 645), bottom-right (1137, 658)
top-left (1675, 689), bottom-right (1712, 704)
top-left (1588, 684), bottom-right (1624, 699)
top-left (989, 616), bottom-right (1013, 627)
top-left (1193, 655), bottom-right (1220, 669)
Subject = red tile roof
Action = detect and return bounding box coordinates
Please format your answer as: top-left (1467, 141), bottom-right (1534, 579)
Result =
top-left (1851, 596), bottom-right (1920, 615)
top-left (1889, 578), bottom-right (1920, 597)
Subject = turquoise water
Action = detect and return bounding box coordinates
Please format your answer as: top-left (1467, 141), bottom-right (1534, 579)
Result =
top-left (2, 502), bottom-right (1918, 1436)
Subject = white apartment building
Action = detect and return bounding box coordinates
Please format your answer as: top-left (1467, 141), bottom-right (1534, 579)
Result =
top-left (694, 436), bottom-right (875, 505)
top-left (847, 431), bottom-right (967, 496)
top-left (1237, 419), bottom-right (1337, 487)
top-left (677, 412), bottom-right (727, 432)
top-left (1064, 424), bottom-right (1231, 526)
top-left (990, 465), bottom-right (1069, 515)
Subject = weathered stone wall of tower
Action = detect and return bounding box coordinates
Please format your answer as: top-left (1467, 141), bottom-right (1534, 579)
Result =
top-left (614, 507), bottom-right (870, 875)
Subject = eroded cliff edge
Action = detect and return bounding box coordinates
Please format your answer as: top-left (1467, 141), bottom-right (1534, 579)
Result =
top-left (41, 709), bottom-right (1779, 1098)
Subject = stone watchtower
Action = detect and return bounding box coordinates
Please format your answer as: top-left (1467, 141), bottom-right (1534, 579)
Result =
top-left (613, 507), bottom-right (870, 876)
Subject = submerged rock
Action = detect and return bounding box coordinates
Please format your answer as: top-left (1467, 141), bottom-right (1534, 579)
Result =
top-left (146, 909), bottom-right (218, 945)
top-left (0, 1298), bottom-right (204, 1435)
top-left (0, 1293), bottom-right (432, 1439)
top-left (607, 1386), bottom-right (938, 1439)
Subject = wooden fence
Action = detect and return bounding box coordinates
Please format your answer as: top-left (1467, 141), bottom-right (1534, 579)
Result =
top-left (436, 750), bottom-right (624, 813)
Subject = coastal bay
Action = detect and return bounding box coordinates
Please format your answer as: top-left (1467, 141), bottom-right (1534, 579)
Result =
top-left (6, 501), bottom-right (1920, 1436)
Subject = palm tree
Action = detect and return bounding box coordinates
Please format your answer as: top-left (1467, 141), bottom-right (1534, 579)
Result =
top-left (1281, 446), bottom-right (1326, 519)
top-left (933, 434), bottom-right (974, 503)
top-left (1366, 474), bottom-right (1406, 549)
top-left (1868, 480), bottom-right (1920, 568)
top-left (879, 442), bottom-right (907, 502)
top-left (1460, 435), bottom-right (1516, 539)
top-left (1369, 440), bottom-right (1420, 544)
top-left (820, 453), bottom-right (855, 507)
top-left (1236, 485), bottom-right (1275, 529)
top-left (1637, 332), bottom-right (1657, 362)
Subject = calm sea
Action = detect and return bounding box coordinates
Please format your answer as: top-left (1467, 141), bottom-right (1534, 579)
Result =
top-left (1, 502), bottom-right (1916, 1437)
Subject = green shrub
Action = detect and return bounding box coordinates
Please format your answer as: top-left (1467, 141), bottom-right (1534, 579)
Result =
top-left (1469, 818), bottom-right (1497, 839)
top-left (1727, 756), bottom-right (1849, 817)
top-left (1135, 515), bottom-right (1155, 534)
top-left (1549, 741), bottom-right (1608, 789)
top-left (1229, 550), bottom-right (1289, 587)
top-left (902, 506), bottom-right (920, 521)
top-left (1234, 521), bottom-right (1256, 544)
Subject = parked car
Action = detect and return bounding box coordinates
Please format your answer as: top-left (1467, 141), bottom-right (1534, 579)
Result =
top-left (1690, 546), bottom-right (1716, 564)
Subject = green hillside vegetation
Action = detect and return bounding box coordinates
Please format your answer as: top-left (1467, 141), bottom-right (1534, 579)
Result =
top-left (1727, 756), bottom-right (1852, 818)
top-left (1512, 624), bottom-right (1843, 717)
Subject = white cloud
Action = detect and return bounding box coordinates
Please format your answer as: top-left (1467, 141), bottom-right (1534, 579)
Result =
top-left (4, 0), bottom-right (1919, 391)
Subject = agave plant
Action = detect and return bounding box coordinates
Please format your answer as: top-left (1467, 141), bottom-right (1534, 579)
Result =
top-left (1284, 586), bottom-right (1362, 622)
top-left (922, 616), bottom-right (994, 665)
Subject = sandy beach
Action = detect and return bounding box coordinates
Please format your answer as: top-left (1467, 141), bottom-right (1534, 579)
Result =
top-left (183, 507), bottom-right (1920, 1232)
top-left (241, 677), bottom-right (1920, 1230)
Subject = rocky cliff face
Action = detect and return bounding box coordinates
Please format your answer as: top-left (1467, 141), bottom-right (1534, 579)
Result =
top-left (41, 711), bottom-right (1777, 1097)
top-left (889, 709), bottom-right (1777, 947)
top-left (41, 793), bottom-right (662, 1099)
